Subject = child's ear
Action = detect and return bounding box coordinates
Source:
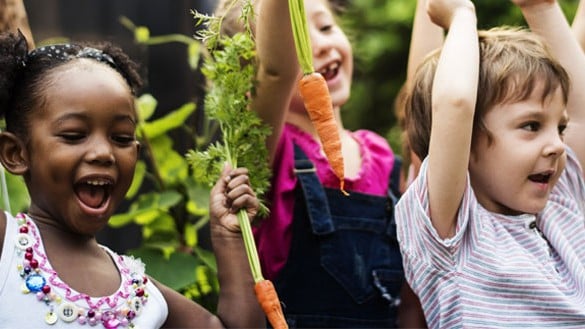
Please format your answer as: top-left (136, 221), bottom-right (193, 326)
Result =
top-left (0, 132), bottom-right (29, 175)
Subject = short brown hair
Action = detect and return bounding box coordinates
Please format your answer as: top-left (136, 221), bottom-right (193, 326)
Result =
top-left (405, 26), bottom-right (570, 161)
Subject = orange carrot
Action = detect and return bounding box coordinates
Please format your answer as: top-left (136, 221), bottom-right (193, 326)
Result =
top-left (254, 279), bottom-right (288, 329)
top-left (298, 72), bottom-right (347, 194)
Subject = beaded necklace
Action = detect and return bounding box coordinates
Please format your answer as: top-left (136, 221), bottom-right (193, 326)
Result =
top-left (14, 213), bottom-right (149, 328)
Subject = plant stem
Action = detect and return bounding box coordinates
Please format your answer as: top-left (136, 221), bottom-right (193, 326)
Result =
top-left (288, 0), bottom-right (313, 74)
top-left (237, 209), bottom-right (263, 282)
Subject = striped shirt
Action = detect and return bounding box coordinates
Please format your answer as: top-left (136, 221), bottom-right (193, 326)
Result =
top-left (396, 148), bottom-right (585, 328)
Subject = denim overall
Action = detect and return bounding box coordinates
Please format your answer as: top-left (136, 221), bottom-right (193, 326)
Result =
top-left (273, 145), bottom-right (404, 328)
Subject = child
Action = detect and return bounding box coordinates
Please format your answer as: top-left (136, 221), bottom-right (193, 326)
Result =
top-left (224, 0), bottom-right (426, 327)
top-left (0, 30), bottom-right (264, 328)
top-left (397, 0), bottom-right (585, 327)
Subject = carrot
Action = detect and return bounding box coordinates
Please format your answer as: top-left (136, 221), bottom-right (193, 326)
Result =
top-left (298, 72), bottom-right (347, 194)
top-left (254, 279), bottom-right (288, 329)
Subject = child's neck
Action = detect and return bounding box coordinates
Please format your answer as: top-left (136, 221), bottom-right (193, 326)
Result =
top-left (26, 213), bottom-right (121, 297)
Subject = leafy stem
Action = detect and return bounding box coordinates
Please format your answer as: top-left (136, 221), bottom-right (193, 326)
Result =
top-left (188, 0), bottom-right (272, 282)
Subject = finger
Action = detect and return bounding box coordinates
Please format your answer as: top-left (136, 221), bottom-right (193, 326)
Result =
top-left (225, 173), bottom-right (251, 192)
top-left (229, 193), bottom-right (259, 214)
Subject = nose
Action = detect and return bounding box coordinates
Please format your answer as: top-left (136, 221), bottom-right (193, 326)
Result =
top-left (310, 29), bottom-right (331, 58)
top-left (543, 130), bottom-right (565, 158)
top-left (86, 136), bottom-right (115, 165)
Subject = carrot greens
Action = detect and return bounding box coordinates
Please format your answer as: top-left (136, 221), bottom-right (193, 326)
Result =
top-left (188, 0), bottom-right (270, 285)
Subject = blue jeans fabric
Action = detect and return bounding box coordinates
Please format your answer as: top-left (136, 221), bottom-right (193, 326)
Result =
top-left (272, 145), bottom-right (404, 328)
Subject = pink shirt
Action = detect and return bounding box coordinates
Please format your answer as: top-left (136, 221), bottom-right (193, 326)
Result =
top-left (253, 123), bottom-right (395, 279)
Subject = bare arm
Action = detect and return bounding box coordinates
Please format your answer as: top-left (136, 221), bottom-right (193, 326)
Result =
top-left (407, 0), bottom-right (445, 86)
top-left (572, 0), bottom-right (585, 51)
top-left (210, 166), bottom-right (264, 328)
top-left (160, 166), bottom-right (264, 328)
top-left (516, 0), bottom-right (585, 171)
top-left (253, 0), bottom-right (300, 163)
top-left (426, 0), bottom-right (478, 239)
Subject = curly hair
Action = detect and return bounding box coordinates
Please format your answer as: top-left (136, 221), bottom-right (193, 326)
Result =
top-left (0, 30), bottom-right (143, 137)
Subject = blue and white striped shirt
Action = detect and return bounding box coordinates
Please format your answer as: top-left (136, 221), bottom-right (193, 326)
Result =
top-left (396, 148), bottom-right (585, 328)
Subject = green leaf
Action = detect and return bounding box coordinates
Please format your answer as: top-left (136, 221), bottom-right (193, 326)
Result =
top-left (136, 94), bottom-right (158, 122)
top-left (193, 246), bottom-right (217, 274)
top-left (128, 248), bottom-right (200, 291)
top-left (150, 136), bottom-right (189, 184)
top-left (126, 160), bottom-right (146, 199)
top-left (142, 212), bottom-right (177, 240)
top-left (188, 42), bottom-right (201, 70)
top-left (110, 191), bottom-right (183, 228)
top-left (135, 209), bottom-right (161, 225)
top-left (141, 102), bottom-right (196, 139)
top-left (109, 212), bottom-right (135, 228)
top-left (185, 177), bottom-right (210, 214)
top-left (184, 223), bottom-right (198, 248)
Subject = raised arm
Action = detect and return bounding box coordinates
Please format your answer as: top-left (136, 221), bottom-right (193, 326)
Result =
top-left (426, 0), bottom-right (478, 239)
top-left (515, 0), bottom-right (585, 170)
top-left (253, 0), bottom-right (300, 163)
top-left (407, 0), bottom-right (445, 86)
top-left (572, 0), bottom-right (585, 51)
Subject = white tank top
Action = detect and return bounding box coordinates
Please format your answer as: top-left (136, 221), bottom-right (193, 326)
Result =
top-left (0, 212), bottom-right (168, 328)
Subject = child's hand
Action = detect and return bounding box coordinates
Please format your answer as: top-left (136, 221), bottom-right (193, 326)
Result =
top-left (209, 164), bottom-right (259, 235)
top-left (427, 0), bottom-right (475, 30)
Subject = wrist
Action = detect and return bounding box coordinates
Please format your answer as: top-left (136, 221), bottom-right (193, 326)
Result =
top-left (210, 224), bottom-right (243, 242)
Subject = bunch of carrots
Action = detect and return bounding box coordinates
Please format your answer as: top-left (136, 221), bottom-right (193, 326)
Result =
top-left (289, 0), bottom-right (347, 195)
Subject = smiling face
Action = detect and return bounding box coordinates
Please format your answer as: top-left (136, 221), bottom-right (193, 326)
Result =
top-left (289, 0), bottom-right (353, 113)
top-left (469, 82), bottom-right (568, 215)
top-left (23, 60), bottom-right (139, 235)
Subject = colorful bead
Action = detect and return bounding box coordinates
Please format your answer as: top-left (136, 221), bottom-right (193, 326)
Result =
top-left (25, 273), bottom-right (46, 292)
top-left (16, 214), bottom-right (150, 327)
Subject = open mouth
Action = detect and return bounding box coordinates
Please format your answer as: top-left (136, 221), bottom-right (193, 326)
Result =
top-left (318, 61), bottom-right (340, 81)
top-left (528, 172), bottom-right (552, 184)
top-left (75, 179), bottom-right (112, 209)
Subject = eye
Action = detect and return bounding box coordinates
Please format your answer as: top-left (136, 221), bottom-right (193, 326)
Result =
top-left (112, 134), bottom-right (136, 146)
top-left (59, 132), bottom-right (86, 142)
top-left (521, 121), bottom-right (540, 132)
top-left (320, 24), bottom-right (333, 32)
top-left (558, 123), bottom-right (567, 136)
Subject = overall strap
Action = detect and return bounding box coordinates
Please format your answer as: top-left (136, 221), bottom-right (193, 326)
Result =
top-left (293, 144), bottom-right (334, 235)
top-left (386, 156), bottom-right (402, 239)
